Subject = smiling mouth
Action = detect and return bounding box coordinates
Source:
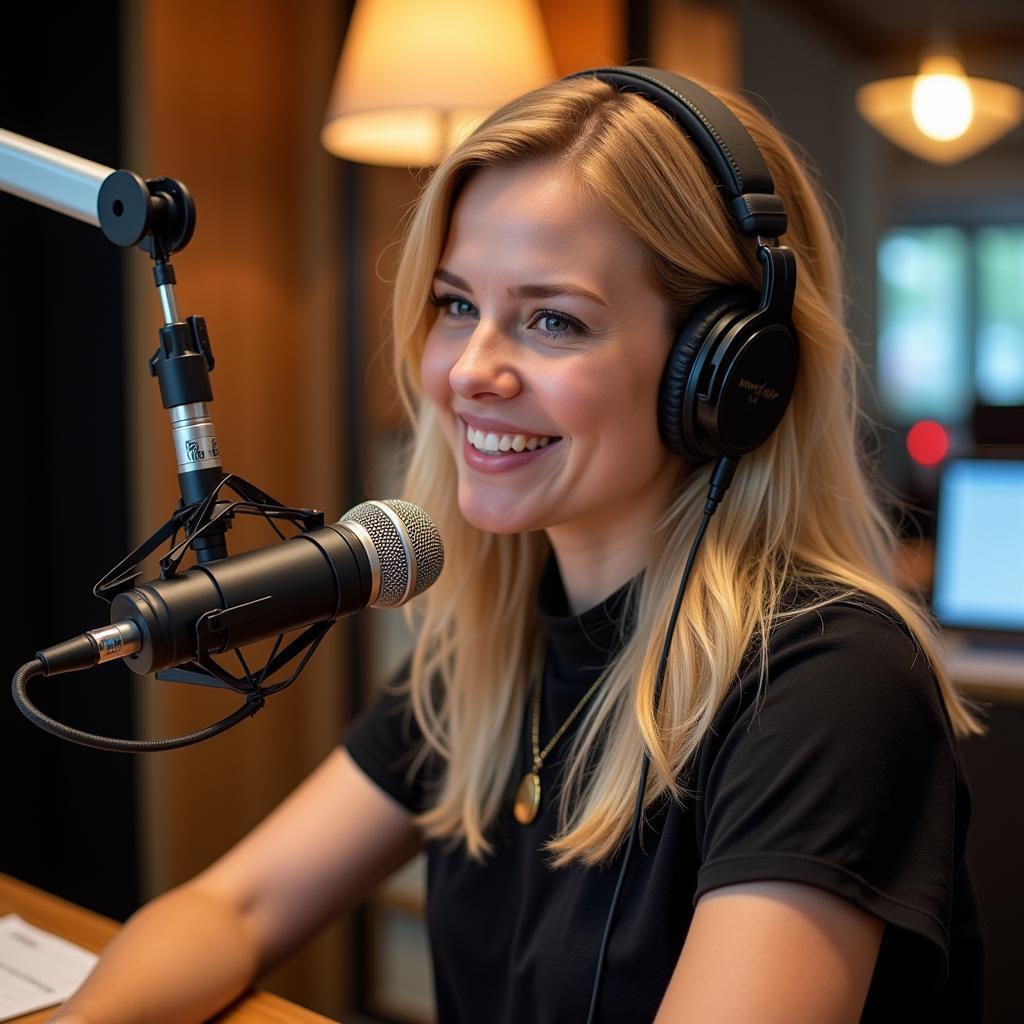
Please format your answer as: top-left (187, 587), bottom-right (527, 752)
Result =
top-left (463, 421), bottom-right (562, 454)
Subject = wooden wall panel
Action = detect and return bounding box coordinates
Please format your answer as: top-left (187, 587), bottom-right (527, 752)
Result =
top-left (650, 0), bottom-right (740, 88)
top-left (538, 0), bottom-right (624, 76)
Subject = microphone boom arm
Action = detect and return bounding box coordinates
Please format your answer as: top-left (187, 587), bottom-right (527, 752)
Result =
top-left (0, 126), bottom-right (235, 561)
top-left (3, 131), bottom-right (448, 753)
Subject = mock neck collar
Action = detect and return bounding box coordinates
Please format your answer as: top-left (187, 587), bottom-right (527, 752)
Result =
top-left (535, 553), bottom-right (639, 690)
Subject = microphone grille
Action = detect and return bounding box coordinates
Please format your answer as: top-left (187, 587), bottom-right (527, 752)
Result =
top-left (339, 499), bottom-right (444, 608)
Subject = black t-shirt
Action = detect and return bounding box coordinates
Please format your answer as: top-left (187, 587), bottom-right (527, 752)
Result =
top-left (342, 557), bottom-right (983, 1022)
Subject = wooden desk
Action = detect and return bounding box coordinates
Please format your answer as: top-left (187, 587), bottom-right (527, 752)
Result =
top-left (0, 875), bottom-right (336, 1023)
top-left (944, 641), bottom-right (1024, 703)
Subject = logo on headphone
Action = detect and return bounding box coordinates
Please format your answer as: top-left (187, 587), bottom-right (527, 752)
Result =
top-left (738, 378), bottom-right (781, 403)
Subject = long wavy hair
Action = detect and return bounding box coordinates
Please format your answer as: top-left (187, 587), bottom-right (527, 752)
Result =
top-left (383, 74), bottom-right (982, 868)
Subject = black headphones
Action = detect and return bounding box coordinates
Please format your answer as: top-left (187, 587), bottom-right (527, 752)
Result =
top-left (566, 67), bottom-right (800, 462)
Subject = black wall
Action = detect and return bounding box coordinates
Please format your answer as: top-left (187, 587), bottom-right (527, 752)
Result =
top-left (1, 3), bottom-right (138, 920)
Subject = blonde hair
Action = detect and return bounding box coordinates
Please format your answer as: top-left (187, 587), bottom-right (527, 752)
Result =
top-left (386, 75), bottom-right (982, 868)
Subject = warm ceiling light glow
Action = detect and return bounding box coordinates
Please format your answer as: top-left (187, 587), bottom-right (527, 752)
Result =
top-left (322, 0), bottom-right (556, 167)
top-left (857, 50), bottom-right (1024, 164)
top-left (911, 56), bottom-right (974, 140)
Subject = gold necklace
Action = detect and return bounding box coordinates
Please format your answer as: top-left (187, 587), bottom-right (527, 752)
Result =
top-left (513, 662), bottom-right (605, 825)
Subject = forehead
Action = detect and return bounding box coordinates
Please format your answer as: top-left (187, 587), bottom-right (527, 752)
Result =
top-left (441, 161), bottom-right (645, 286)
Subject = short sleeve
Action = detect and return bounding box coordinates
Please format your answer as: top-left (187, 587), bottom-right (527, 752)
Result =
top-left (342, 658), bottom-right (435, 814)
top-left (693, 600), bottom-right (963, 991)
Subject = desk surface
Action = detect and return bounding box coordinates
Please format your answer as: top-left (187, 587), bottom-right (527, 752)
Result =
top-left (943, 641), bottom-right (1024, 703)
top-left (0, 874), bottom-right (335, 1024)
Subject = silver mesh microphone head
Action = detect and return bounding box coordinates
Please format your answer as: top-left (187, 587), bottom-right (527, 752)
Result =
top-left (337, 499), bottom-right (444, 608)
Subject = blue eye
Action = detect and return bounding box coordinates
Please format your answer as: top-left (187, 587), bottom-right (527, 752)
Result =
top-left (427, 293), bottom-right (588, 340)
top-left (529, 310), bottom-right (587, 339)
top-left (428, 293), bottom-right (476, 319)
top-left (537, 314), bottom-right (571, 334)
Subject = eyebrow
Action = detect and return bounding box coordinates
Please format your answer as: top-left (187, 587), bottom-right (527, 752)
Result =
top-left (433, 268), bottom-right (608, 307)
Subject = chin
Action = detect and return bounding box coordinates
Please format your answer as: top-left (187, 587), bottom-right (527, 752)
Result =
top-left (456, 483), bottom-right (541, 535)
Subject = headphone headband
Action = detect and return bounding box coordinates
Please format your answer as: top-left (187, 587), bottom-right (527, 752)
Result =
top-left (563, 65), bottom-right (800, 461)
top-left (566, 67), bottom-right (787, 238)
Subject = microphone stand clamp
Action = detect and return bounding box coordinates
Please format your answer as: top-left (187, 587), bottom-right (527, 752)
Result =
top-left (94, 472), bottom-right (332, 699)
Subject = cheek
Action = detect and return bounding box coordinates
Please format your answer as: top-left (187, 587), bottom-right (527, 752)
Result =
top-left (420, 331), bottom-right (455, 413)
top-left (548, 355), bottom-right (663, 445)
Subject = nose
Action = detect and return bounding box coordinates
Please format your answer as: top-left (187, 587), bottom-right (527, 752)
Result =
top-left (448, 321), bottom-right (521, 401)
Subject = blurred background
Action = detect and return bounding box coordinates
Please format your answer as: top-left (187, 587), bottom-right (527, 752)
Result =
top-left (1, 1), bottom-right (1021, 1022)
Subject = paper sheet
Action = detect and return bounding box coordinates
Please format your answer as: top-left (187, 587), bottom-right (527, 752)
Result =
top-left (0, 914), bottom-right (98, 1022)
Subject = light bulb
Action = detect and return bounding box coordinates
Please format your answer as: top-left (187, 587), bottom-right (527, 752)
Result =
top-left (911, 55), bottom-right (974, 141)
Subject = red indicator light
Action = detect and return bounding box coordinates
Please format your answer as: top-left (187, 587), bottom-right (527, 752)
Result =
top-left (906, 420), bottom-right (949, 466)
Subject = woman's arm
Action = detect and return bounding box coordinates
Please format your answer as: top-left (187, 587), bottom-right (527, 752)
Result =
top-left (50, 746), bottom-right (422, 1024)
top-left (654, 881), bottom-right (884, 1024)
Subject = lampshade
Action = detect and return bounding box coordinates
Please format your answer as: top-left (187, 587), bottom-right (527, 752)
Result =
top-left (321, 0), bottom-right (556, 166)
top-left (856, 53), bottom-right (1024, 165)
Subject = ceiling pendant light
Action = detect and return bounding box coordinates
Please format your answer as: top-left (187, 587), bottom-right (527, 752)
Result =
top-left (857, 45), bottom-right (1023, 164)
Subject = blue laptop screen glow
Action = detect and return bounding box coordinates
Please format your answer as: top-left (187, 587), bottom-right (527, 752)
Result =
top-left (932, 459), bottom-right (1024, 632)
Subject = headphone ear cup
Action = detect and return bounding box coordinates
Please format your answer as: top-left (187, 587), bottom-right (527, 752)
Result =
top-left (658, 289), bottom-right (753, 459)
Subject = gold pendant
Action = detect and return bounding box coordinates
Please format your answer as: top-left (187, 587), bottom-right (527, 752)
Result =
top-left (514, 771), bottom-right (541, 824)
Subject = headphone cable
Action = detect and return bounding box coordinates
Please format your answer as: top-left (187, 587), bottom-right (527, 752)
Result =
top-left (584, 454), bottom-right (738, 1024)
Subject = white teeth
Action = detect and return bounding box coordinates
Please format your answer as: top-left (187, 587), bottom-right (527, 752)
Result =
top-left (464, 422), bottom-right (555, 454)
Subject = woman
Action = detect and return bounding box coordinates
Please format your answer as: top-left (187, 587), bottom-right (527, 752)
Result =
top-left (53, 70), bottom-right (983, 1024)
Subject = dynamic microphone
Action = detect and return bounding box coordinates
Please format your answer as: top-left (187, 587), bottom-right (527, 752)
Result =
top-left (34, 499), bottom-right (444, 678)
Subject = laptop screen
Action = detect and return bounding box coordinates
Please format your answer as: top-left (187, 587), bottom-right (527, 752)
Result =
top-left (932, 457), bottom-right (1024, 634)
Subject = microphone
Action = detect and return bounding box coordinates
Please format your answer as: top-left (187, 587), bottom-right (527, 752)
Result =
top-left (34, 499), bottom-right (444, 678)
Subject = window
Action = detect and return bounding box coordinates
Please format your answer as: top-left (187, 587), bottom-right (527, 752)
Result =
top-left (877, 224), bottom-right (1024, 424)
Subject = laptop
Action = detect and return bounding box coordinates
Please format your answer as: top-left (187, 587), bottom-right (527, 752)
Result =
top-left (932, 454), bottom-right (1024, 692)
